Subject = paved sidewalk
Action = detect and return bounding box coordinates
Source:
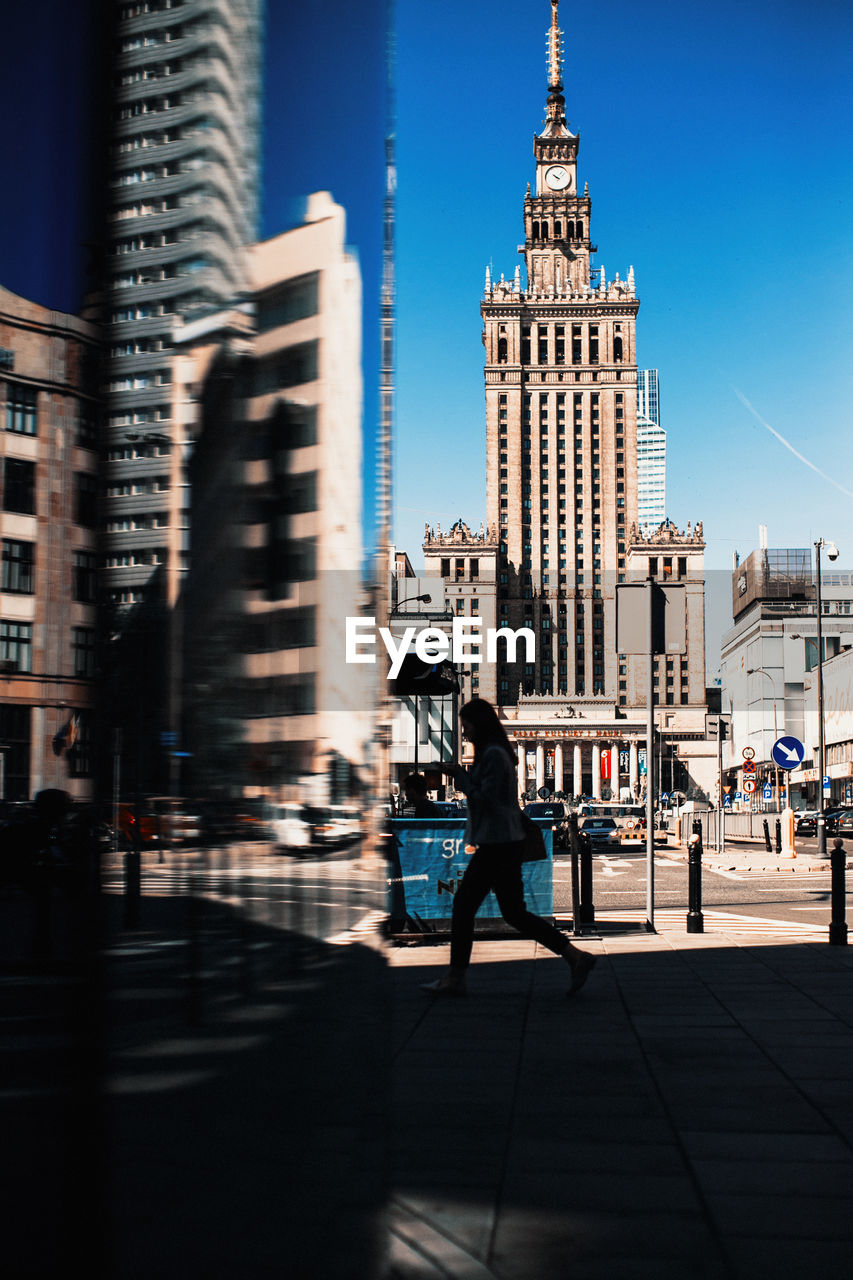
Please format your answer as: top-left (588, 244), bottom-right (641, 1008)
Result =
top-left (386, 920), bottom-right (853, 1280)
top-left (663, 836), bottom-right (851, 874)
top-left (5, 883), bottom-right (853, 1279)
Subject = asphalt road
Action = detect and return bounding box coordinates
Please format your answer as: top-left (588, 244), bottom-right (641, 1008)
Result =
top-left (99, 835), bottom-right (850, 944)
top-left (100, 843), bottom-right (388, 945)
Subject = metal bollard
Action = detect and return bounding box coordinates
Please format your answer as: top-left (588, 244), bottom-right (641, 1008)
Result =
top-left (123, 846), bottom-right (141, 928)
top-left (686, 818), bottom-right (704, 934)
top-left (775, 819), bottom-right (782, 854)
top-left (579, 833), bottom-right (595, 925)
top-left (762, 819), bottom-right (772, 853)
top-left (829, 838), bottom-right (848, 946)
top-left (568, 813), bottom-right (582, 935)
top-left (32, 854), bottom-right (52, 959)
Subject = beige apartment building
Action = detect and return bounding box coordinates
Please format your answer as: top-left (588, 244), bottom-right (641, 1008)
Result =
top-left (0, 286), bottom-right (100, 802)
top-left (178, 193), bottom-right (368, 804)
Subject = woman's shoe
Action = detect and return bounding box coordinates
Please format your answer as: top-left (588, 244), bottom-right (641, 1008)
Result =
top-left (420, 977), bottom-right (467, 997)
top-left (566, 951), bottom-right (596, 996)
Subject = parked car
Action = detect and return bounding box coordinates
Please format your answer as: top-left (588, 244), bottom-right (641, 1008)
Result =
top-left (524, 801), bottom-right (567, 823)
top-left (796, 808), bottom-right (850, 837)
top-left (432, 801), bottom-right (466, 818)
top-left (270, 804), bottom-right (313, 853)
top-left (306, 805), bottom-right (363, 849)
top-left (579, 816), bottom-right (619, 845)
top-left (827, 808), bottom-right (853, 836)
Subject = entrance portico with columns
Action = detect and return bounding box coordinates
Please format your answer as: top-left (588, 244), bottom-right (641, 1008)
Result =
top-left (504, 696), bottom-right (648, 801)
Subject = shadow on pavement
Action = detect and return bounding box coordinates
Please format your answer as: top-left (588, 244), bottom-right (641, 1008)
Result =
top-left (2, 890), bottom-right (390, 1280)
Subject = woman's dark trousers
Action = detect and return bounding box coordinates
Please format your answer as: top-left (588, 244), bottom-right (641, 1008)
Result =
top-left (449, 841), bottom-right (567, 969)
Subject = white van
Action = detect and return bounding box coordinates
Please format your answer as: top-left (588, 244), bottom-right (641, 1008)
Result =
top-left (307, 805), bottom-right (362, 849)
top-left (270, 804), bottom-right (312, 852)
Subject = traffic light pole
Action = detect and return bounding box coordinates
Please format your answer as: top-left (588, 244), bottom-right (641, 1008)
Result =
top-left (645, 577), bottom-right (655, 932)
top-left (718, 715), bottom-right (725, 858)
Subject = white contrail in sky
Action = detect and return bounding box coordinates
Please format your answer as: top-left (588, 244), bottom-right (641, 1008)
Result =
top-left (733, 388), bottom-right (853, 499)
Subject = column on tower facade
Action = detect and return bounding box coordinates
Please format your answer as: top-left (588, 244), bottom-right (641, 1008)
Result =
top-left (517, 742), bottom-right (526, 796)
top-left (629, 742), bottom-right (639, 797)
top-left (592, 743), bottom-right (601, 800)
top-left (535, 742), bottom-right (545, 792)
top-left (573, 744), bottom-right (582, 798)
top-left (554, 742), bottom-right (564, 795)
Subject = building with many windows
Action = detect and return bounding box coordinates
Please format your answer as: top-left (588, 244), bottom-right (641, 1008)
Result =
top-left (470, 2), bottom-right (711, 801)
top-left (636, 368), bottom-right (666, 532)
top-left (103, 0), bottom-right (262, 610)
top-left (179, 193), bottom-right (368, 805)
top-left (721, 545), bottom-right (853, 809)
top-left (0, 286), bottom-right (100, 801)
top-left (482, 2), bottom-right (639, 706)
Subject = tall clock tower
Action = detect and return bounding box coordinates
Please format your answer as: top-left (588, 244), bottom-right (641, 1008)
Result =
top-left (483, 0), bottom-right (639, 709)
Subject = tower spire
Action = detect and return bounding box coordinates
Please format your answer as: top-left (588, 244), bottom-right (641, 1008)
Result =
top-left (548, 0), bottom-right (563, 93)
top-left (543, 1), bottom-right (568, 134)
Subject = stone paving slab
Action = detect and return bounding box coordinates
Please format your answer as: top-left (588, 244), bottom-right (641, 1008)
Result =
top-left (387, 922), bottom-right (853, 1279)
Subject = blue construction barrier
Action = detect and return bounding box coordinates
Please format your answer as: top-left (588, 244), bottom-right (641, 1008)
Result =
top-left (387, 819), bottom-right (554, 935)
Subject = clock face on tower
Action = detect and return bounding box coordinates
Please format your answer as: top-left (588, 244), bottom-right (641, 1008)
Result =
top-left (545, 164), bottom-right (572, 191)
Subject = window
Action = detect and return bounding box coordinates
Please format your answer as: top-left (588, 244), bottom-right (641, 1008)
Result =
top-left (255, 342), bottom-right (318, 393)
top-left (73, 551), bottom-right (98, 603)
top-left (5, 382), bottom-right (37, 435)
top-left (257, 273), bottom-right (319, 332)
top-left (1, 540), bottom-right (34, 594)
top-left (72, 628), bottom-right (97, 678)
top-left (68, 710), bottom-right (93, 778)
top-left (3, 458), bottom-right (35, 514)
top-left (76, 404), bottom-right (98, 449)
top-left (287, 471), bottom-right (317, 514)
top-left (589, 326), bottom-right (599, 365)
top-left (75, 472), bottom-right (98, 528)
top-left (0, 621), bottom-right (32, 672)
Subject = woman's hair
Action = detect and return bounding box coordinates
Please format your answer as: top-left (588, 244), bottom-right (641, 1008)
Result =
top-left (459, 697), bottom-right (516, 761)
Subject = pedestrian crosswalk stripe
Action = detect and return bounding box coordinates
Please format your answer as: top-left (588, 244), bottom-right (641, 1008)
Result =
top-left (325, 910), bottom-right (387, 947)
top-left (594, 907), bottom-right (826, 939)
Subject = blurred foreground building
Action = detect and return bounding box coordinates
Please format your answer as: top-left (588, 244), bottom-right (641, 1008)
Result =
top-left (180, 194), bottom-right (368, 806)
top-left (0, 286), bottom-right (100, 801)
top-left (103, 0), bottom-right (262, 610)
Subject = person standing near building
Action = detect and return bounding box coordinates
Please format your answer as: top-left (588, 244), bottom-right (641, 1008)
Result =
top-left (400, 773), bottom-right (440, 818)
top-left (423, 698), bottom-right (596, 997)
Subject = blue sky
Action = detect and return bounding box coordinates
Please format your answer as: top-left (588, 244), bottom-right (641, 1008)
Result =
top-left (2, 0), bottom-right (850, 598)
top-left (394, 0), bottom-right (853, 577)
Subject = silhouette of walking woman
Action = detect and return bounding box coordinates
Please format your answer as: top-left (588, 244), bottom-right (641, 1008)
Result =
top-left (422, 697), bottom-right (595, 997)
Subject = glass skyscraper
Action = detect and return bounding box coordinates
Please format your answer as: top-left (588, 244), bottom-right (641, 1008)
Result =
top-left (636, 368), bottom-right (666, 532)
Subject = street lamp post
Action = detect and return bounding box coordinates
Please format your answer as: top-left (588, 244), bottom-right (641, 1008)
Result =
top-left (747, 666), bottom-right (781, 810)
top-left (814, 538), bottom-right (839, 861)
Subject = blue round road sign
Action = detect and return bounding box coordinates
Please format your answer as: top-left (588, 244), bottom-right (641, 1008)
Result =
top-left (772, 736), bottom-right (805, 770)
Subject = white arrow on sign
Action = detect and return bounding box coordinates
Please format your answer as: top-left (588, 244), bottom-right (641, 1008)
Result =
top-left (779, 743), bottom-right (800, 763)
